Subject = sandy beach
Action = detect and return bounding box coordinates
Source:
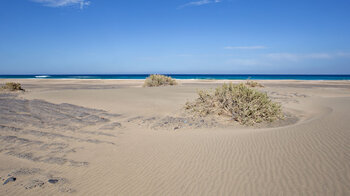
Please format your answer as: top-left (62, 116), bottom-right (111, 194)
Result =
top-left (0, 79), bottom-right (350, 195)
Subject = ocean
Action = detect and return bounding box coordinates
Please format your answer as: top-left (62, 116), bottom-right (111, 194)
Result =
top-left (0, 74), bottom-right (350, 80)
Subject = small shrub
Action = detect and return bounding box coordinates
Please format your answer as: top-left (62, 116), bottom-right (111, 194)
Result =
top-left (143, 74), bottom-right (177, 87)
top-left (185, 83), bottom-right (283, 125)
top-left (1, 82), bottom-right (25, 91)
top-left (246, 80), bottom-right (264, 87)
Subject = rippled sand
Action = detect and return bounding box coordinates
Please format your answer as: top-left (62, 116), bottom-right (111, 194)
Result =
top-left (0, 79), bottom-right (349, 195)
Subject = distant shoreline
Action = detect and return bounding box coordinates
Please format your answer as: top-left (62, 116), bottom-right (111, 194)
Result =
top-left (1, 74), bottom-right (350, 80)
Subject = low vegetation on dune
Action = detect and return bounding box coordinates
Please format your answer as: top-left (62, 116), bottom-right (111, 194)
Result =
top-left (143, 74), bottom-right (177, 87)
top-left (1, 82), bottom-right (25, 91)
top-left (185, 83), bottom-right (283, 125)
top-left (245, 80), bottom-right (264, 88)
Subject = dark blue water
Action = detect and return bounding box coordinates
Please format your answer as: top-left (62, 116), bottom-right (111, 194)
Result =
top-left (0, 74), bottom-right (350, 80)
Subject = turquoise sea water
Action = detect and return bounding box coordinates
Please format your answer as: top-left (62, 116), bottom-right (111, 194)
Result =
top-left (0, 74), bottom-right (350, 80)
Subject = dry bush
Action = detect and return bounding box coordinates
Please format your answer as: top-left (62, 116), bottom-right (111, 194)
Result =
top-left (185, 83), bottom-right (283, 125)
top-left (246, 80), bottom-right (264, 87)
top-left (143, 74), bottom-right (177, 87)
top-left (1, 82), bottom-right (25, 91)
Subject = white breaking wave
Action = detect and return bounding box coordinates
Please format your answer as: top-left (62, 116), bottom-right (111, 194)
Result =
top-left (35, 75), bottom-right (50, 78)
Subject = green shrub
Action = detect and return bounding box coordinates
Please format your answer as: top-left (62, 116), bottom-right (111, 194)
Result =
top-left (185, 83), bottom-right (283, 125)
top-left (246, 80), bottom-right (264, 87)
top-left (1, 82), bottom-right (25, 91)
top-left (143, 74), bottom-right (177, 87)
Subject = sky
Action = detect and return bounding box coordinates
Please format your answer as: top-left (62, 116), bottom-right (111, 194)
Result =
top-left (0, 0), bottom-right (350, 74)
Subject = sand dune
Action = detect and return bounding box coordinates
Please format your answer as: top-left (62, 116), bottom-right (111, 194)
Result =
top-left (0, 79), bottom-right (350, 195)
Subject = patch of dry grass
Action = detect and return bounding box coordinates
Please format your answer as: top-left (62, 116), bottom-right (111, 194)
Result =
top-left (185, 83), bottom-right (283, 125)
top-left (245, 80), bottom-right (264, 87)
top-left (143, 74), bottom-right (177, 87)
top-left (1, 82), bottom-right (25, 91)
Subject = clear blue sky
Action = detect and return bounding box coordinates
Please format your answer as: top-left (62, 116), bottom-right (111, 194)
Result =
top-left (1, 0), bottom-right (350, 74)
